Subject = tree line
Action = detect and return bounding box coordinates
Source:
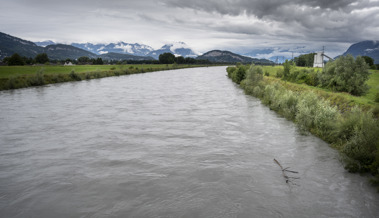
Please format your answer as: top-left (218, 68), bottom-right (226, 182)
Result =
top-left (1, 52), bottom-right (211, 66)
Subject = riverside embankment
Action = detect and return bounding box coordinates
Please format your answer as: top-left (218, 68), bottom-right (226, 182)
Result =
top-left (227, 64), bottom-right (379, 187)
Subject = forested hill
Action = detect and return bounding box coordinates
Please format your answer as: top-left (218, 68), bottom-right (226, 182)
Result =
top-left (197, 50), bottom-right (273, 64)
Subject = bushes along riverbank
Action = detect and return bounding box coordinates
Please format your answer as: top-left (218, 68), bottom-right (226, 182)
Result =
top-left (227, 64), bottom-right (379, 187)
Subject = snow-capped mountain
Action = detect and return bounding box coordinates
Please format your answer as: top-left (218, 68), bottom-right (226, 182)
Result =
top-left (34, 40), bottom-right (56, 47)
top-left (71, 42), bottom-right (154, 57)
top-left (148, 42), bottom-right (198, 59)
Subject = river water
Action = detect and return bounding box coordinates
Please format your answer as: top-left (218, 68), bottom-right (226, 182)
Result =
top-left (0, 66), bottom-right (378, 217)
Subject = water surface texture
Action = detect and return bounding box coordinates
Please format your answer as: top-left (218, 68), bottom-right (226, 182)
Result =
top-left (0, 67), bottom-right (378, 217)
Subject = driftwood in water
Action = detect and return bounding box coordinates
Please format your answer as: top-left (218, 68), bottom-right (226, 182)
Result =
top-left (274, 159), bottom-right (299, 185)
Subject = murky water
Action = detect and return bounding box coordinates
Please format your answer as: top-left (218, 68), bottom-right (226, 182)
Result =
top-left (0, 66), bottom-right (378, 217)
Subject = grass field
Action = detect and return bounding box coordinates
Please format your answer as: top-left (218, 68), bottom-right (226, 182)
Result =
top-left (0, 64), bottom-right (179, 78)
top-left (0, 64), bottom-right (206, 90)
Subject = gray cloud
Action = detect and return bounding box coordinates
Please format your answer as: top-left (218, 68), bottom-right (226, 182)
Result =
top-left (0, 0), bottom-right (378, 58)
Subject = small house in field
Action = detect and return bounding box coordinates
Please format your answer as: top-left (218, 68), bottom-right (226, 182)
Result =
top-left (64, 61), bottom-right (74, 66)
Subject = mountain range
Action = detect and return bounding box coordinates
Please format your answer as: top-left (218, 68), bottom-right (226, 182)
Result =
top-left (36, 40), bottom-right (198, 59)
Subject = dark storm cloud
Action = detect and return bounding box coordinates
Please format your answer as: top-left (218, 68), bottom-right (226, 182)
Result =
top-left (162, 0), bottom-right (379, 43)
top-left (162, 0), bottom-right (358, 17)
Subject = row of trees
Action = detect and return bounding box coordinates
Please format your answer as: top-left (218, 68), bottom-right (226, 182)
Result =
top-left (3, 53), bottom-right (50, 66)
top-left (2, 52), bottom-right (211, 66)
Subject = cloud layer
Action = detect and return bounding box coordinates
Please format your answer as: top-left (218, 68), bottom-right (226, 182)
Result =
top-left (1, 0), bottom-right (378, 57)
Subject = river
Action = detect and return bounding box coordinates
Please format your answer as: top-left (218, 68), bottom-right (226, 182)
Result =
top-left (0, 66), bottom-right (378, 217)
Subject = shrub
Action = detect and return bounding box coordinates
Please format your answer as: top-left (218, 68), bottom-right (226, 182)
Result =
top-left (375, 92), bottom-right (379, 103)
top-left (245, 65), bottom-right (263, 85)
top-left (28, 69), bottom-right (45, 86)
top-left (342, 109), bottom-right (379, 172)
top-left (296, 92), bottom-right (339, 137)
top-left (279, 90), bottom-right (299, 120)
top-left (322, 55), bottom-right (370, 96)
top-left (282, 60), bottom-right (294, 80)
top-left (85, 73), bottom-right (92, 80)
top-left (232, 66), bottom-right (246, 84)
top-left (69, 70), bottom-right (82, 81)
top-left (275, 68), bottom-right (283, 78)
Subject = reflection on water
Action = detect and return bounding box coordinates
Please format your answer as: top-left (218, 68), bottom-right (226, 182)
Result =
top-left (0, 67), bottom-right (378, 217)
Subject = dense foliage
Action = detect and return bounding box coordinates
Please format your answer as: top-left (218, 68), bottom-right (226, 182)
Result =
top-left (320, 55), bottom-right (370, 95)
top-left (159, 52), bottom-right (176, 64)
top-left (7, 53), bottom-right (25, 66)
top-left (35, 53), bottom-right (49, 64)
top-left (294, 53), bottom-right (315, 67)
top-left (277, 55), bottom-right (370, 96)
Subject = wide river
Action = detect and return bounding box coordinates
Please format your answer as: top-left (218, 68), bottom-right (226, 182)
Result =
top-left (0, 66), bottom-right (378, 217)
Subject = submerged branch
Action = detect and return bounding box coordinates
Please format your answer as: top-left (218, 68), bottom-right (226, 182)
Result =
top-left (274, 159), bottom-right (300, 185)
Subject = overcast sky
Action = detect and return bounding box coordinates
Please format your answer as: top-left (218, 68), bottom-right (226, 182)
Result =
top-left (1, 0), bottom-right (378, 58)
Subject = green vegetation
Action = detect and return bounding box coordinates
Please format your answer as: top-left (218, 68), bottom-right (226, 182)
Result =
top-left (294, 53), bottom-right (315, 67)
top-left (227, 63), bottom-right (379, 188)
top-left (272, 55), bottom-right (371, 96)
top-left (159, 53), bottom-right (176, 64)
top-left (0, 64), bottom-right (205, 91)
top-left (35, 53), bottom-right (49, 64)
top-left (7, 53), bottom-right (25, 66)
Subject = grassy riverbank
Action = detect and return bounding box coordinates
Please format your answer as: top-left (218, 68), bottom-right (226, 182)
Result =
top-left (0, 64), bottom-right (205, 90)
top-left (227, 64), bottom-right (379, 188)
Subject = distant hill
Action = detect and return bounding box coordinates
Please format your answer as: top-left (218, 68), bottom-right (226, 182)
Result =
top-left (45, 44), bottom-right (98, 60)
top-left (0, 32), bottom-right (43, 59)
top-left (342, 40), bottom-right (379, 64)
top-left (197, 50), bottom-right (274, 64)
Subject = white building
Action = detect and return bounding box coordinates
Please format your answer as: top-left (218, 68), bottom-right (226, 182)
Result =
top-left (313, 52), bottom-right (324, 68)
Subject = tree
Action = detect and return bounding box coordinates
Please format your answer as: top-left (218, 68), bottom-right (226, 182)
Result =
top-left (283, 59), bottom-right (294, 80)
top-left (8, 53), bottom-right (25, 66)
top-left (159, 52), bottom-right (175, 64)
top-left (322, 55), bottom-right (369, 96)
top-left (77, 56), bottom-right (90, 64)
top-left (175, 56), bottom-right (185, 64)
top-left (92, 57), bottom-right (103, 65)
top-left (35, 53), bottom-right (49, 64)
top-left (294, 53), bottom-right (315, 67)
top-left (362, 56), bottom-right (374, 67)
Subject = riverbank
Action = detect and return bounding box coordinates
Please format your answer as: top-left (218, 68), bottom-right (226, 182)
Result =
top-left (227, 64), bottom-right (379, 188)
top-left (0, 64), bottom-right (207, 91)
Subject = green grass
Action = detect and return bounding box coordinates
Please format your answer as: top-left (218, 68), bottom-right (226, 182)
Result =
top-left (0, 64), bottom-right (206, 91)
top-left (0, 64), bottom-right (179, 78)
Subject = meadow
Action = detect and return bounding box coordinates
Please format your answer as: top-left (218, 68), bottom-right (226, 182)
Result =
top-left (0, 64), bottom-right (204, 90)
